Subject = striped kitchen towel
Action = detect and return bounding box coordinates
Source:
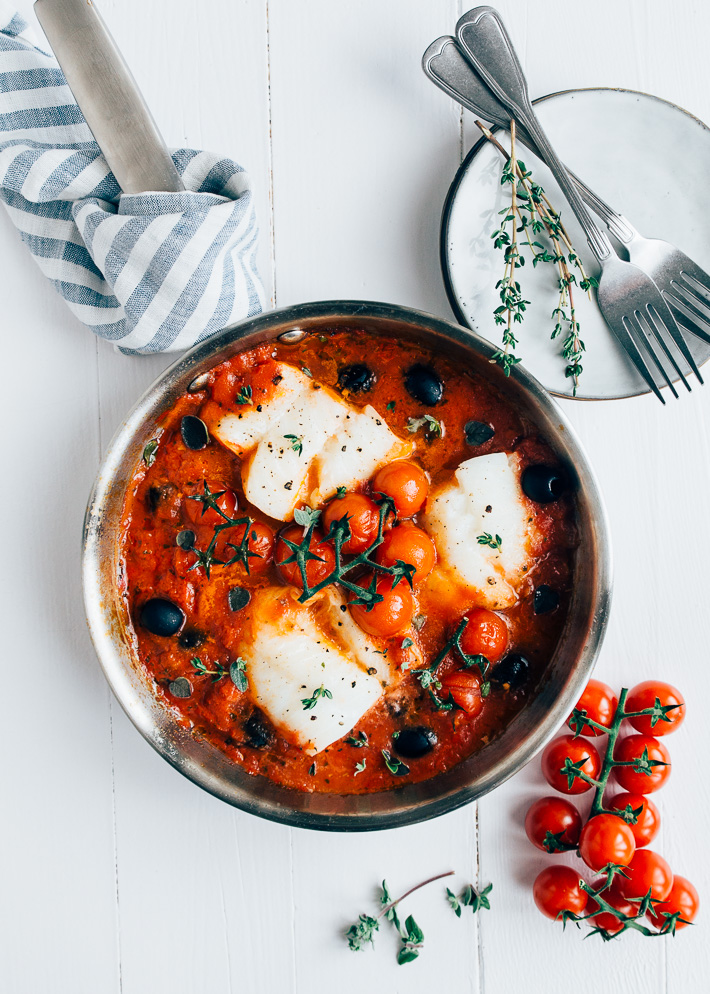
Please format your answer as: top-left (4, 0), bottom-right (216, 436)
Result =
top-left (0, 6), bottom-right (264, 353)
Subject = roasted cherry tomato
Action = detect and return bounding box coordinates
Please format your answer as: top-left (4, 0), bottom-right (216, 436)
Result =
top-left (349, 574), bottom-right (414, 637)
top-left (224, 520), bottom-right (275, 574)
top-left (533, 865), bottom-right (588, 920)
top-left (276, 526), bottom-right (335, 587)
top-left (625, 681), bottom-right (686, 737)
top-left (185, 483), bottom-right (237, 527)
top-left (376, 523), bottom-right (436, 582)
top-left (608, 792), bottom-right (660, 848)
top-left (578, 813), bottom-right (636, 872)
top-left (588, 880), bottom-right (640, 935)
top-left (646, 875), bottom-right (699, 931)
top-left (612, 734), bottom-right (671, 794)
top-left (524, 796), bottom-right (582, 853)
top-left (322, 492), bottom-right (380, 554)
top-left (618, 848), bottom-right (673, 902)
top-left (568, 678), bottom-right (618, 737)
top-left (372, 461), bottom-right (428, 517)
top-left (541, 735), bottom-right (602, 795)
top-left (460, 607), bottom-right (509, 663)
top-left (439, 669), bottom-right (483, 716)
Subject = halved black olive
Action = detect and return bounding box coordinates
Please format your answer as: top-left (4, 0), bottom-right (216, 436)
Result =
top-left (244, 710), bottom-right (273, 749)
top-left (140, 598), bottom-right (185, 636)
top-left (393, 726), bottom-right (437, 759)
top-left (492, 653), bottom-right (530, 689)
top-left (534, 585), bottom-right (560, 615)
top-left (178, 628), bottom-right (205, 649)
top-left (521, 465), bottom-right (567, 504)
top-left (404, 364), bottom-right (443, 406)
top-left (180, 415), bottom-right (209, 450)
top-left (338, 363), bottom-right (375, 393)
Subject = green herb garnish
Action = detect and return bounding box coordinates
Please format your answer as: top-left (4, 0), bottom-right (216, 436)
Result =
top-left (284, 433), bottom-right (304, 456)
top-left (477, 532), bottom-right (503, 552)
top-left (142, 438), bottom-right (159, 467)
top-left (235, 385), bottom-right (253, 405)
top-left (301, 685), bottom-right (333, 711)
top-left (406, 414), bottom-right (442, 438)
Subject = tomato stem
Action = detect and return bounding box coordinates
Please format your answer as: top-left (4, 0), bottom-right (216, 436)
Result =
top-left (589, 687), bottom-right (629, 818)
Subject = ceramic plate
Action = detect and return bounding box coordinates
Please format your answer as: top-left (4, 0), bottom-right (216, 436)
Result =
top-left (442, 88), bottom-right (710, 400)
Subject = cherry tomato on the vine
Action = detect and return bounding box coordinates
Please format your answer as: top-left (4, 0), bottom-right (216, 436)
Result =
top-left (225, 521), bottom-right (275, 574)
top-left (524, 797), bottom-right (582, 853)
top-left (646, 875), bottom-right (699, 931)
top-left (608, 793), bottom-right (660, 848)
top-left (612, 734), bottom-right (671, 794)
top-left (578, 813), bottom-right (636, 872)
top-left (322, 492), bottom-right (380, 554)
top-left (588, 879), bottom-right (640, 935)
top-left (541, 735), bottom-right (602, 795)
top-left (439, 669), bottom-right (483, 716)
top-left (371, 461), bottom-right (428, 517)
top-left (568, 678), bottom-right (618, 736)
top-left (376, 522), bottom-right (436, 582)
top-left (276, 526), bottom-right (335, 588)
top-left (617, 849), bottom-right (674, 903)
top-left (185, 483), bottom-right (237, 527)
top-left (533, 865), bottom-right (588, 920)
top-left (348, 573), bottom-right (414, 638)
top-left (460, 608), bottom-right (509, 663)
top-left (625, 681), bottom-right (686, 737)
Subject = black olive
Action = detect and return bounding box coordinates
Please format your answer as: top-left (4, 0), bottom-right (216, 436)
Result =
top-left (404, 364), bottom-right (443, 406)
top-left (180, 415), bottom-right (209, 450)
top-left (139, 598), bottom-right (185, 636)
top-left (521, 465), bottom-right (567, 504)
top-left (228, 587), bottom-right (251, 612)
top-left (244, 710), bottom-right (273, 749)
top-left (178, 628), bottom-right (205, 649)
top-left (534, 585), bottom-right (560, 615)
top-left (147, 482), bottom-right (178, 512)
top-left (492, 653), bottom-right (530, 689)
top-left (337, 363), bottom-right (375, 393)
top-left (393, 726), bottom-right (437, 759)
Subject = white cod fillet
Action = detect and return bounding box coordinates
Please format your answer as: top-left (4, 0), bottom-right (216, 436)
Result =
top-left (211, 364), bottom-right (410, 520)
top-left (242, 587), bottom-right (395, 754)
top-left (423, 452), bottom-right (536, 609)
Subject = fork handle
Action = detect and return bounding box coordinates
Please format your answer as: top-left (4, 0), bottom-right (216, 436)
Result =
top-left (456, 7), bottom-right (613, 263)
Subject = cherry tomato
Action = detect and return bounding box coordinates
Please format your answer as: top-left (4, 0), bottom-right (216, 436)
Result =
top-left (276, 526), bottom-right (335, 587)
top-left (185, 483), bottom-right (237, 527)
top-left (618, 849), bottom-right (673, 903)
top-left (568, 678), bottom-right (618, 736)
top-left (349, 573), bottom-right (414, 637)
top-left (533, 865), bottom-right (588, 920)
top-left (647, 875), bottom-right (699, 931)
top-left (588, 879), bottom-right (640, 935)
top-left (376, 523), bottom-right (436, 582)
top-left (578, 813), bottom-right (636, 872)
top-left (608, 793), bottom-right (660, 848)
top-left (322, 492), bottom-right (380, 554)
top-left (224, 520), bottom-right (275, 574)
top-left (612, 734), bottom-right (671, 794)
top-left (541, 735), bottom-right (602, 795)
top-left (625, 681), bottom-right (686, 737)
top-left (524, 796), bottom-right (583, 853)
top-left (459, 608), bottom-right (509, 663)
top-left (439, 669), bottom-right (483, 716)
top-left (372, 461), bottom-right (428, 517)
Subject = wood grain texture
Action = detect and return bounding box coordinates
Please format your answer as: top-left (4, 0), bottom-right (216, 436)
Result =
top-left (2, 0), bottom-right (709, 991)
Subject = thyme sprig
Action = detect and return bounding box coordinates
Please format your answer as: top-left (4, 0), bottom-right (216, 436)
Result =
top-left (278, 498), bottom-right (415, 609)
top-left (182, 481), bottom-right (258, 578)
top-left (446, 882), bottom-right (493, 917)
top-left (412, 617), bottom-right (491, 709)
top-left (301, 684), bottom-right (333, 710)
top-left (479, 119), bottom-right (599, 395)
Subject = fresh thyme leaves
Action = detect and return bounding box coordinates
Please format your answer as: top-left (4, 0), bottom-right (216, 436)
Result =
top-left (278, 496), bottom-right (414, 609)
top-left (406, 414), bottom-right (442, 438)
top-left (381, 749), bottom-right (410, 777)
top-left (345, 872), bottom-right (454, 963)
top-left (477, 532), bottom-right (503, 552)
top-left (401, 637), bottom-right (414, 650)
top-left (446, 882), bottom-right (493, 917)
top-left (412, 617), bottom-right (491, 706)
top-left (229, 657), bottom-right (248, 692)
top-left (142, 438), bottom-right (159, 467)
top-left (183, 480), bottom-right (257, 578)
top-left (235, 385), bottom-right (253, 405)
top-left (190, 655), bottom-right (248, 690)
top-left (284, 433), bottom-right (304, 456)
top-left (301, 365), bottom-right (312, 377)
top-left (334, 486), bottom-right (347, 499)
top-left (301, 684), bottom-right (333, 710)
top-left (386, 400), bottom-right (396, 411)
top-left (345, 730), bottom-right (368, 747)
top-left (354, 759), bottom-right (367, 775)
top-left (478, 118), bottom-right (598, 395)
top-left (191, 656), bottom-right (227, 682)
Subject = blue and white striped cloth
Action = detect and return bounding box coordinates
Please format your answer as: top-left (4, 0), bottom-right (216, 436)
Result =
top-left (0, 6), bottom-right (264, 353)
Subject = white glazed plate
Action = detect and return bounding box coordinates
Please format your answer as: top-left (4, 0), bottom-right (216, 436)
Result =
top-left (442, 88), bottom-right (710, 400)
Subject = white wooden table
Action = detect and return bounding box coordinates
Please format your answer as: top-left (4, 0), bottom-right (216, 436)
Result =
top-left (3, 1), bottom-right (709, 991)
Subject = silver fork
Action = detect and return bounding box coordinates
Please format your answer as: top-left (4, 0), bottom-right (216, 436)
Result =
top-left (422, 35), bottom-right (708, 392)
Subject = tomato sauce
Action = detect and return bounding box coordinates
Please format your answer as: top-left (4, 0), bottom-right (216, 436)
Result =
top-left (119, 327), bottom-right (578, 794)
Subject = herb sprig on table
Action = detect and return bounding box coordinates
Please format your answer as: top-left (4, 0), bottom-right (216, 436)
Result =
top-left (480, 119), bottom-right (599, 394)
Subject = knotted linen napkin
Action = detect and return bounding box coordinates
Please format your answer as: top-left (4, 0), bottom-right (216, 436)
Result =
top-left (0, 6), bottom-right (264, 353)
